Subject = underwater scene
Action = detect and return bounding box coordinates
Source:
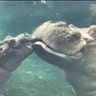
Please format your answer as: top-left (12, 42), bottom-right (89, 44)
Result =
top-left (0, 1), bottom-right (96, 96)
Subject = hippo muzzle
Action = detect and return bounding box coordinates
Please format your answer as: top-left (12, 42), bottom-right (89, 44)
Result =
top-left (31, 21), bottom-right (86, 67)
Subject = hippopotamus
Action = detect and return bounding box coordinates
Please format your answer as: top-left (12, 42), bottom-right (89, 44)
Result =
top-left (31, 21), bottom-right (96, 96)
top-left (0, 33), bottom-right (33, 85)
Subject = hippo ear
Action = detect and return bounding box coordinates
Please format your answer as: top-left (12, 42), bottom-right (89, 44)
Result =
top-left (88, 25), bottom-right (96, 39)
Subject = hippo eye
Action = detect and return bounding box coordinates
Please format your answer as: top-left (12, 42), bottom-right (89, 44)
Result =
top-left (10, 39), bottom-right (16, 44)
top-left (9, 39), bottom-right (16, 46)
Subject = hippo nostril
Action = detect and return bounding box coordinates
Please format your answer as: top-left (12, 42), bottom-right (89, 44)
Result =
top-left (9, 39), bottom-right (16, 45)
top-left (0, 48), bottom-right (7, 55)
top-left (2, 50), bottom-right (6, 55)
top-left (0, 44), bottom-right (9, 55)
top-left (0, 48), bottom-right (2, 52)
top-left (2, 47), bottom-right (9, 55)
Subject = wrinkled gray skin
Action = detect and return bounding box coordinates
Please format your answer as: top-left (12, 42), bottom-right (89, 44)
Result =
top-left (0, 33), bottom-right (33, 85)
top-left (32, 21), bottom-right (96, 96)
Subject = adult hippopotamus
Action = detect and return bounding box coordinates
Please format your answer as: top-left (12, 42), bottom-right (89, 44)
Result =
top-left (31, 21), bottom-right (96, 96)
top-left (0, 33), bottom-right (33, 85)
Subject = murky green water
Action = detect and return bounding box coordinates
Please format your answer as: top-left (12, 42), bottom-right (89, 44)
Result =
top-left (0, 1), bottom-right (95, 96)
top-left (0, 53), bottom-right (75, 96)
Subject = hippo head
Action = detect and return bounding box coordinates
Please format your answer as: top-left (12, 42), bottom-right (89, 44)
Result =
top-left (0, 33), bottom-right (33, 84)
top-left (31, 21), bottom-right (88, 67)
top-left (32, 21), bottom-right (96, 96)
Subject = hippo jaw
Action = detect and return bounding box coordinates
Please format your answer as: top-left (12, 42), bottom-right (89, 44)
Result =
top-left (32, 40), bottom-right (84, 68)
top-left (33, 41), bottom-right (83, 59)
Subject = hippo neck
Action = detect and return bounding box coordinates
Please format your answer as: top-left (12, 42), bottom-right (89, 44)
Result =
top-left (82, 45), bottom-right (96, 64)
top-left (62, 45), bottom-right (96, 96)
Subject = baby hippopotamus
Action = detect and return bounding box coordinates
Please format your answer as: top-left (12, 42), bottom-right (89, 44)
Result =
top-left (0, 33), bottom-right (33, 85)
top-left (31, 21), bottom-right (96, 96)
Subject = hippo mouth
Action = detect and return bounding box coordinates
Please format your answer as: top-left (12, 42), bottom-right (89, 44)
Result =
top-left (32, 39), bottom-right (84, 60)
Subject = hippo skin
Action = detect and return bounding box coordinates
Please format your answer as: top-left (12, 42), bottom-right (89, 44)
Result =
top-left (0, 33), bottom-right (33, 85)
top-left (31, 21), bottom-right (96, 96)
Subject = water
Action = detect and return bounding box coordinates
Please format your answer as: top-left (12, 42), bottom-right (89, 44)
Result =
top-left (0, 53), bottom-right (74, 96)
top-left (0, 1), bottom-right (95, 96)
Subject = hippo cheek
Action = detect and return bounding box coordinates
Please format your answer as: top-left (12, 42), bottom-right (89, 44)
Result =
top-left (62, 38), bottom-right (86, 56)
top-left (44, 31), bottom-right (87, 56)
